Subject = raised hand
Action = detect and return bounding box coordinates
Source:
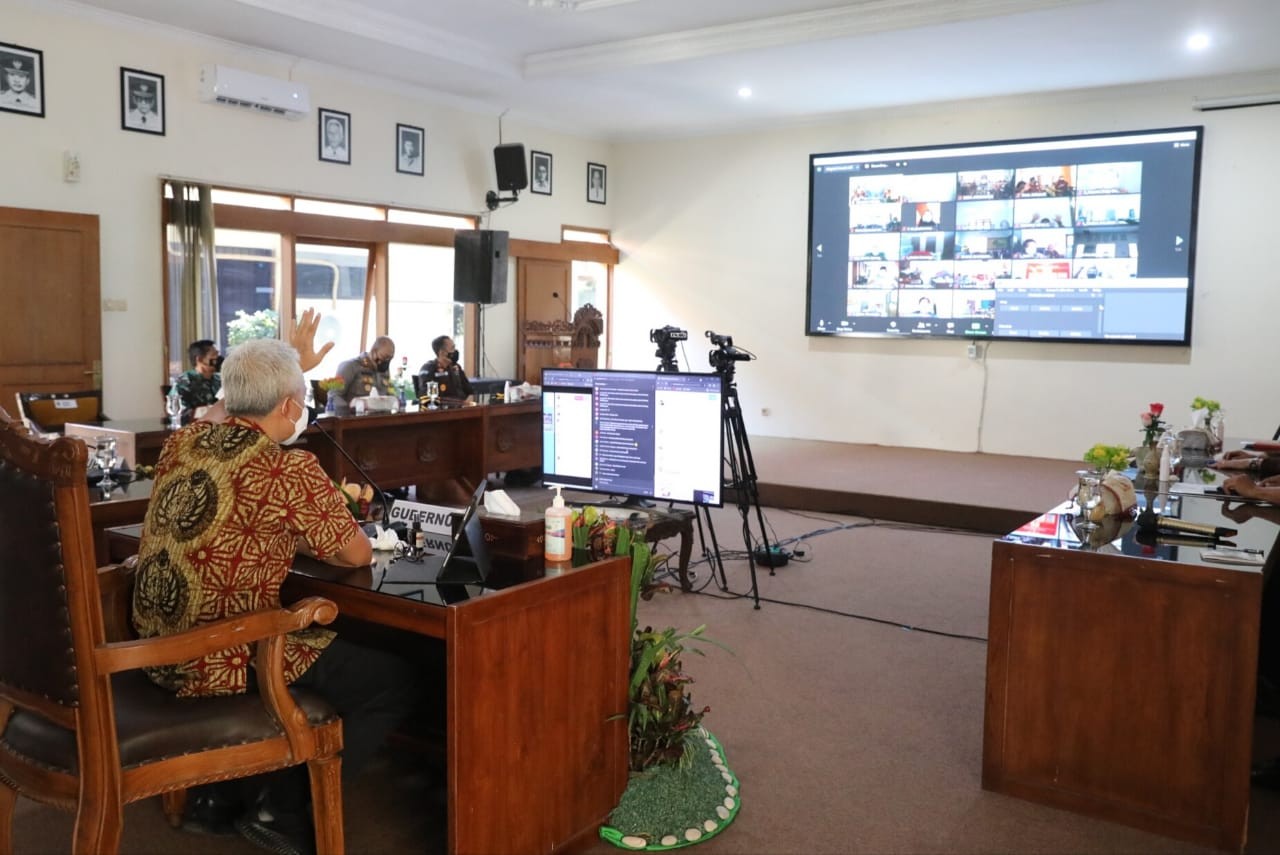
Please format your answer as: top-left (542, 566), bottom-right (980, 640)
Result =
top-left (291, 307), bottom-right (335, 373)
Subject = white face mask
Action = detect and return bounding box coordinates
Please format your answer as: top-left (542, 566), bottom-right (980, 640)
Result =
top-left (282, 397), bottom-right (309, 445)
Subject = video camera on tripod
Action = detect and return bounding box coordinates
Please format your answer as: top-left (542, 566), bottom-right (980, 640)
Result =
top-left (706, 330), bottom-right (753, 374)
top-left (651, 325), bottom-right (687, 372)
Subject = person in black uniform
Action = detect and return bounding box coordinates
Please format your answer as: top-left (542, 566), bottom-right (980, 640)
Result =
top-left (418, 335), bottom-right (473, 405)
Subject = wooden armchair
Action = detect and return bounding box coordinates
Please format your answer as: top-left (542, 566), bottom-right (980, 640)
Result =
top-left (0, 406), bottom-right (346, 854)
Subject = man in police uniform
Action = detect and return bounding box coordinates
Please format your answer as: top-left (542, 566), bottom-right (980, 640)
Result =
top-left (0, 56), bottom-right (38, 112)
top-left (125, 78), bottom-right (159, 129)
top-left (330, 336), bottom-right (395, 414)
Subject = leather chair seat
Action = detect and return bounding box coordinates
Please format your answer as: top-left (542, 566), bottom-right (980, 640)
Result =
top-left (1, 671), bottom-right (337, 774)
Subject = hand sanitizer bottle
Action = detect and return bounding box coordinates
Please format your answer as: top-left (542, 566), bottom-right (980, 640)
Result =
top-left (544, 486), bottom-right (572, 562)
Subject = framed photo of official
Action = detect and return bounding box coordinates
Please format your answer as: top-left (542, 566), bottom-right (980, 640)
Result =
top-left (530, 150), bottom-right (552, 195)
top-left (318, 108), bottom-right (351, 164)
top-left (396, 123), bottom-right (424, 176)
top-left (587, 162), bottom-right (606, 205)
top-left (120, 67), bottom-right (164, 135)
top-left (0, 42), bottom-right (44, 118)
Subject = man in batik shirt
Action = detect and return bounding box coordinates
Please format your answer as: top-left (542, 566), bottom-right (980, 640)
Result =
top-left (134, 337), bottom-right (419, 855)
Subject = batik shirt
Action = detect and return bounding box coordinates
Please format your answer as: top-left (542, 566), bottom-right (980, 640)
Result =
top-left (175, 369), bottom-right (221, 411)
top-left (132, 417), bottom-right (361, 697)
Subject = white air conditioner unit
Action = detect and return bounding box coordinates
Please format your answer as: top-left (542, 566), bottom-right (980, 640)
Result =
top-left (199, 64), bottom-right (311, 120)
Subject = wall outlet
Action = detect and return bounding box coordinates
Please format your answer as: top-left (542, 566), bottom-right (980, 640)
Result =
top-left (103, 298), bottom-right (128, 312)
top-left (967, 342), bottom-right (980, 359)
top-left (761, 407), bottom-right (771, 417)
top-left (63, 150), bottom-right (81, 183)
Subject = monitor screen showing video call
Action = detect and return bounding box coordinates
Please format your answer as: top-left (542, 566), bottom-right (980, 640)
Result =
top-left (541, 368), bottom-right (724, 506)
top-left (806, 126), bottom-right (1203, 344)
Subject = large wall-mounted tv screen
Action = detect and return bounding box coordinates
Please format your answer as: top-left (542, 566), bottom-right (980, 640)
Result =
top-left (806, 126), bottom-right (1203, 344)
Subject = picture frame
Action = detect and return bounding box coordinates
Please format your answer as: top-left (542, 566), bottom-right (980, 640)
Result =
top-left (318, 108), bottom-right (351, 165)
top-left (587, 162), bottom-right (607, 205)
top-left (120, 67), bottom-right (164, 135)
top-left (0, 41), bottom-right (44, 118)
top-left (531, 150), bottom-right (553, 195)
top-left (396, 123), bottom-right (424, 176)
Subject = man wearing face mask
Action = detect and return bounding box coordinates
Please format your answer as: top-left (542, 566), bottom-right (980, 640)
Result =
top-left (134, 338), bottom-right (421, 853)
top-left (331, 336), bottom-right (396, 414)
top-left (176, 339), bottom-right (222, 420)
top-left (418, 334), bottom-right (473, 405)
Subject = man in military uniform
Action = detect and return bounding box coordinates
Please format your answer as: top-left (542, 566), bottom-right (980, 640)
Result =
top-left (0, 56), bottom-right (38, 112)
top-left (125, 78), bottom-right (159, 129)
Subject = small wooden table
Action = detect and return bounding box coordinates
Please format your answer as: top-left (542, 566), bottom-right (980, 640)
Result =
top-left (983, 493), bottom-right (1277, 851)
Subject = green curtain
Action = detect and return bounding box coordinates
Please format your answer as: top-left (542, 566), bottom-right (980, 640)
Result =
top-left (165, 180), bottom-right (218, 373)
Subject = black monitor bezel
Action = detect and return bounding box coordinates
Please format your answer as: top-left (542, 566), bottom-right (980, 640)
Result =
top-left (805, 125), bottom-right (1204, 346)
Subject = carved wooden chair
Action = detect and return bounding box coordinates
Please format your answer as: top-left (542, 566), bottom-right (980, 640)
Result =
top-left (0, 406), bottom-right (346, 854)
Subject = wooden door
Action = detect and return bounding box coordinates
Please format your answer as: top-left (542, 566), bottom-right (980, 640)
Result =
top-left (0, 207), bottom-right (101, 415)
top-left (516, 257), bottom-right (571, 384)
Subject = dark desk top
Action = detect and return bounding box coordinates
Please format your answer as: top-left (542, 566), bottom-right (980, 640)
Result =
top-left (1002, 490), bottom-right (1280, 572)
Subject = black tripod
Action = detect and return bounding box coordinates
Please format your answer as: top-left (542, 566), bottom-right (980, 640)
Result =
top-left (695, 362), bottom-right (769, 609)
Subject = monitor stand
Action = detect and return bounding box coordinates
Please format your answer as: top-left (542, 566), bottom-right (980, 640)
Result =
top-left (606, 494), bottom-right (654, 509)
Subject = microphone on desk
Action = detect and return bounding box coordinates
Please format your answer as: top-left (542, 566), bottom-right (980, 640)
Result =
top-left (306, 419), bottom-right (402, 539)
top-left (1136, 508), bottom-right (1237, 540)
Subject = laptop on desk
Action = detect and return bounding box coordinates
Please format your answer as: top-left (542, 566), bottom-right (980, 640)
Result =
top-left (376, 481), bottom-right (492, 603)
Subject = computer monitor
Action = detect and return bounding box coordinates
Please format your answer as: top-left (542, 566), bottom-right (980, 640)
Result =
top-left (541, 368), bottom-right (724, 506)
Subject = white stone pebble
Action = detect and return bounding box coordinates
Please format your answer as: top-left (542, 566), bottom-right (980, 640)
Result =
top-left (726, 784), bottom-right (738, 797)
top-left (620, 835), bottom-right (647, 849)
top-left (714, 763), bottom-right (728, 773)
top-left (704, 737), bottom-right (716, 746)
top-left (661, 835), bottom-right (678, 847)
top-left (724, 796), bottom-right (735, 810)
top-left (684, 828), bottom-right (702, 842)
top-left (703, 819), bottom-right (717, 833)
top-left (721, 771), bottom-right (732, 782)
top-left (716, 805), bottom-right (730, 820)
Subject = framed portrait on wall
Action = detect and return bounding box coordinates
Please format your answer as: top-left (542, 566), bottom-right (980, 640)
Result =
top-left (319, 108), bottom-right (351, 164)
top-left (531, 150), bottom-right (552, 195)
top-left (396, 123), bottom-right (424, 176)
top-left (587, 162), bottom-right (606, 205)
top-left (120, 67), bottom-right (165, 135)
top-left (0, 41), bottom-right (44, 118)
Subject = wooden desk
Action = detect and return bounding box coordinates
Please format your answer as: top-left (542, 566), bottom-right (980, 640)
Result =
top-left (300, 402), bottom-right (541, 497)
top-left (983, 496), bottom-right (1274, 851)
top-left (105, 526), bottom-right (629, 855)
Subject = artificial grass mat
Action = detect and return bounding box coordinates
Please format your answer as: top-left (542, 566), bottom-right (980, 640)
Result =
top-left (600, 729), bottom-right (740, 850)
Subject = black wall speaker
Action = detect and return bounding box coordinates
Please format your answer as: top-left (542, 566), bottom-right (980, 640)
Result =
top-left (494, 143), bottom-right (528, 192)
top-left (453, 229), bottom-right (509, 304)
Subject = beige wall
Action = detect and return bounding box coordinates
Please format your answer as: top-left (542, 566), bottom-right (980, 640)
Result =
top-left (3, 0), bottom-right (613, 419)
top-left (8, 1), bottom-right (1280, 460)
top-left (611, 76), bottom-right (1280, 459)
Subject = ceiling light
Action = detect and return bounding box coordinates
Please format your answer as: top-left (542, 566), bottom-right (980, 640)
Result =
top-left (1186, 32), bottom-right (1211, 51)
top-left (738, 86), bottom-right (752, 99)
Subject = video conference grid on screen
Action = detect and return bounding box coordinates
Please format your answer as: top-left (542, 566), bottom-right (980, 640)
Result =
top-left (541, 369), bottom-right (724, 506)
top-left (806, 127), bottom-right (1202, 343)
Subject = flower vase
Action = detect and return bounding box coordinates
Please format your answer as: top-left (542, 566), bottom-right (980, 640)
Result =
top-left (324, 396), bottom-right (336, 415)
top-left (1209, 412), bottom-right (1225, 452)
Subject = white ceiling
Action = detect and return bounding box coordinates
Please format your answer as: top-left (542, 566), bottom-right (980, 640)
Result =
top-left (64, 0), bottom-right (1280, 140)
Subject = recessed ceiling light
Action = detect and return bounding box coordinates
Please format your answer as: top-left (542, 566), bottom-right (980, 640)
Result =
top-left (1186, 32), bottom-right (1211, 51)
top-left (738, 86), bottom-right (752, 99)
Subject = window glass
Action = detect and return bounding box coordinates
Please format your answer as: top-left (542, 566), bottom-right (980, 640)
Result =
top-left (296, 243), bottom-right (371, 380)
top-left (388, 209), bottom-right (476, 230)
top-left (294, 198), bottom-right (385, 221)
top-left (572, 260), bottom-right (607, 366)
top-left (210, 188), bottom-right (291, 210)
top-left (213, 229), bottom-right (282, 351)
top-left (563, 227), bottom-right (611, 244)
top-left (387, 243), bottom-right (464, 381)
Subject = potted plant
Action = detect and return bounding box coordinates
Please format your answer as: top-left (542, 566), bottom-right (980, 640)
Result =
top-left (572, 508), bottom-right (740, 849)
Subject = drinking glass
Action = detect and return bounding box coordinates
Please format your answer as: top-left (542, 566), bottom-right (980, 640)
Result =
top-left (426, 381), bottom-right (440, 409)
top-left (165, 390), bottom-right (183, 429)
top-left (1073, 470), bottom-right (1102, 538)
top-left (95, 437), bottom-right (119, 492)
